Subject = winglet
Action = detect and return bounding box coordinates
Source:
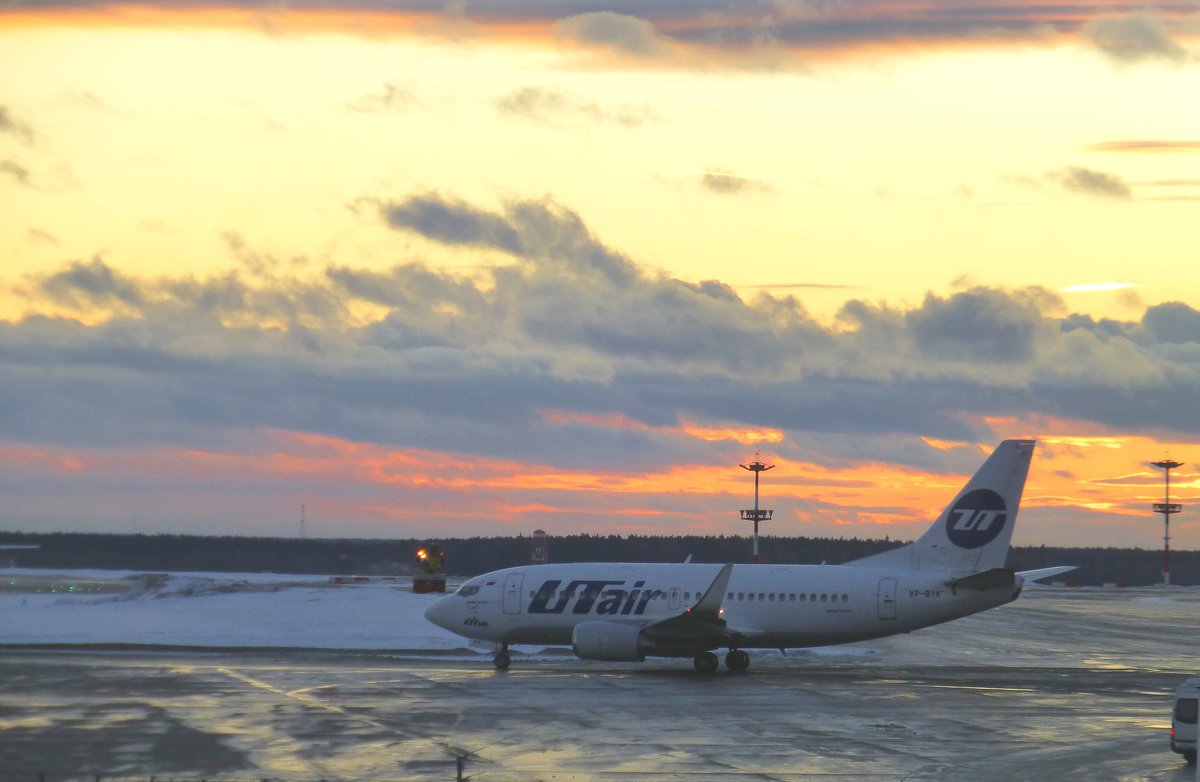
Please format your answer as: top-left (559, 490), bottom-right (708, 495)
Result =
top-left (689, 563), bottom-right (733, 619)
top-left (642, 563), bottom-right (736, 650)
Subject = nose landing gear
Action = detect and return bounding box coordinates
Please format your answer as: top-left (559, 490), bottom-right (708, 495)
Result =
top-left (493, 643), bottom-right (510, 670)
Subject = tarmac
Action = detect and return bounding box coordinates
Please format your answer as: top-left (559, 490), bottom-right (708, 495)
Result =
top-left (2, 587), bottom-right (1198, 782)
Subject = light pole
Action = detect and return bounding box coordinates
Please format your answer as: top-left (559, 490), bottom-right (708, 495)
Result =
top-left (740, 455), bottom-right (775, 564)
top-left (1150, 459), bottom-right (1183, 587)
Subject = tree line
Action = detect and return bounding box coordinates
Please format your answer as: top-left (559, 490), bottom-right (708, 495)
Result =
top-left (0, 530), bottom-right (1196, 586)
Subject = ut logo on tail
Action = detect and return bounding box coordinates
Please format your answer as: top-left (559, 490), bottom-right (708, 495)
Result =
top-left (945, 489), bottom-right (1008, 549)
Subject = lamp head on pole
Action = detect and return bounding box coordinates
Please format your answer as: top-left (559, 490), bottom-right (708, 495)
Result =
top-left (739, 451), bottom-right (775, 473)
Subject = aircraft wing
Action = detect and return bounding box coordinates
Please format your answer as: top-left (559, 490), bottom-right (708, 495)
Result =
top-left (639, 563), bottom-right (749, 649)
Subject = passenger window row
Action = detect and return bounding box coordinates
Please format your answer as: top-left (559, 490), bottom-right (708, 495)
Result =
top-left (726, 591), bottom-right (850, 604)
top-left (522, 589), bottom-right (850, 605)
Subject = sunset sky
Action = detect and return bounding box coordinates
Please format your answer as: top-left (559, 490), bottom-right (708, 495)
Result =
top-left (2, 0), bottom-right (1199, 551)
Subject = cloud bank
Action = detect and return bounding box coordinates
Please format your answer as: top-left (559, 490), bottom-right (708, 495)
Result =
top-left (6, 191), bottom-right (1200, 475)
top-left (5, 1), bottom-right (1199, 65)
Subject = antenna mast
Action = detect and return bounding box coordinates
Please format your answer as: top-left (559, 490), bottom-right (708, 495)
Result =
top-left (1150, 459), bottom-right (1183, 586)
top-left (739, 454), bottom-right (775, 564)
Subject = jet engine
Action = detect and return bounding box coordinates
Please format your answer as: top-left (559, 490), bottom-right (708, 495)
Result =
top-left (571, 620), bottom-right (646, 661)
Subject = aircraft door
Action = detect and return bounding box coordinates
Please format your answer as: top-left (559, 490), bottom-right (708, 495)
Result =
top-left (878, 578), bottom-right (898, 620)
top-left (503, 573), bottom-right (524, 615)
top-left (669, 587), bottom-right (681, 611)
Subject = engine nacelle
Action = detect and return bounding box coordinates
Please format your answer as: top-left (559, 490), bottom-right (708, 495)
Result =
top-left (571, 620), bottom-right (646, 661)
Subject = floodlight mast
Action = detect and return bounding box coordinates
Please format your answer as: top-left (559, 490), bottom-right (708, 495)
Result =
top-left (740, 455), bottom-right (775, 564)
top-left (1150, 458), bottom-right (1184, 586)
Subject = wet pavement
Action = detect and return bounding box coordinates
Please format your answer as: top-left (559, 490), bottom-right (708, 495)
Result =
top-left (2, 588), bottom-right (1198, 782)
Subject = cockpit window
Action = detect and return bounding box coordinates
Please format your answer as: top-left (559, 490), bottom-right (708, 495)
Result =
top-left (457, 585), bottom-right (480, 597)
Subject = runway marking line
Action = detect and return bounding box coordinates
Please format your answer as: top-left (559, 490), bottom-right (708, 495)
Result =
top-left (216, 666), bottom-right (393, 733)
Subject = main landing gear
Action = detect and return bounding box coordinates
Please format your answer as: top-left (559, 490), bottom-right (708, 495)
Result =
top-left (493, 643), bottom-right (510, 670)
top-left (692, 649), bottom-right (750, 673)
top-left (693, 651), bottom-right (719, 674)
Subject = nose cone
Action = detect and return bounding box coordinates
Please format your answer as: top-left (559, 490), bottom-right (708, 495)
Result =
top-left (424, 595), bottom-right (457, 632)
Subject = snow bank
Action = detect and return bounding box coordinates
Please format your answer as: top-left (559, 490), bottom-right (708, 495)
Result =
top-left (0, 568), bottom-right (474, 652)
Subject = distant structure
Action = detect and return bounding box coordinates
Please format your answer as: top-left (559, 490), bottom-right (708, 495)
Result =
top-left (300, 503), bottom-right (307, 539)
top-left (1, 544), bottom-right (40, 568)
top-left (739, 454), bottom-right (775, 564)
top-left (531, 529), bottom-right (549, 565)
top-left (1151, 458), bottom-right (1184, 586)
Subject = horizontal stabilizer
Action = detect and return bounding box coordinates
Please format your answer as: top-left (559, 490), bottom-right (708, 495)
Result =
top-left (945, 568), bottom-right (1016, 591)
top-left (1018, 566), bottom-right (1078, 583)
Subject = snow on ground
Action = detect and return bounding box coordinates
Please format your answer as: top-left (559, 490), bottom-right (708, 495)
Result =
top-left (0, 568), bottom-right (472, 652)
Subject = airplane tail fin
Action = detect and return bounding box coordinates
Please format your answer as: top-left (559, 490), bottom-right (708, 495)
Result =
top-left (849, 439), bottom-right (1036, 573)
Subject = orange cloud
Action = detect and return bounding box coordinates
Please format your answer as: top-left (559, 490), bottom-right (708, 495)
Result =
top-left (920, 436), bottom-right (975, 451)
top-left (539, 408), bottom-right (784, 446)
top-left (679, 419), bottom-right (784, 445)
top-left (0, 4), bottom-right (557, 47)
top-left (5, 421), bottom-right (1196, 547)
top-left (1087, 141), bottom-right (1200, 154)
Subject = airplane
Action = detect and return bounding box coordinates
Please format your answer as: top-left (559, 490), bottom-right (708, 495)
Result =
top-left (424, 439), bottom-right (1074, 673)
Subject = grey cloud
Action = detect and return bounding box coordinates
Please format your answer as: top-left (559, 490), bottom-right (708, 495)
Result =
top-left (327, 263), bottom-right (484, 311)
top-left (1061, 313), bottom-right (1142, 343)
top-left (1143, 302), bottom-right (1200, 344)
top-left (496, 87), bottom-right (584, 121)
top-left (382, 193), bottom-right (523, 254)
top-left (1083, 12), bottom-right (1190, 63)
top-left (553, 12), bottom-right (667, 56)
top-left (907, 288), bottom-right (1052, 363)
top-left (40, 257), bottom-right (146, 309)
top-left (378, 195), bottom-right (826, 370)
top-left (39, 253), bottom-right (350, 334)
top-left (695, 279), bottom-right (741, 302)
top-left (2, 159), bottom-right (32, 186)
top-left (8, 193), bottom-right (1200, 472)
top-left (1051, 167), bottom-right (1133, 200)
top-left (28, 228), bottom-right (60, 246)
top-left (0, 106), bottom-right (34, 143)
top-left (6, 1), bottom-right (1200, 66)
top-left (495, 86), bottom-right (659, 127)
top-left (328, 263), bottom-right (497, 349)
top-left (699, 169), bottom-right (772, 195)
top-left (347, 82), bottom-right (422, 113)
top-left (1087, 140), bottom-right (1200, 153)
top-left (381, 193), bottom-right (638, 286)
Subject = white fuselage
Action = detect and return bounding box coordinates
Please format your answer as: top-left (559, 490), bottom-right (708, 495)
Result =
top-left (424, 561), bottom-right (1022, 651)
top-left (424, 440), bottom-right (1040, 670)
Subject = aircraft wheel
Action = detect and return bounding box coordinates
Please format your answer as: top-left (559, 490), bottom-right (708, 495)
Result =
top-left (493, 651), bottom-right (511, 670)
top-left (693, 651), bottom-right (719, 674)
top-left (725, 649), bottom-right (750, 672)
